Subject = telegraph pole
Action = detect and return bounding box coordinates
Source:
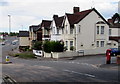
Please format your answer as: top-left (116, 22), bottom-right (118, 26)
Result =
top-left (8, 15), bottom-right (11, 34)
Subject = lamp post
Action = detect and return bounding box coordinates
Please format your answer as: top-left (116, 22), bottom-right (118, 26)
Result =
top-left (8, 15), bottom-right (11, 34)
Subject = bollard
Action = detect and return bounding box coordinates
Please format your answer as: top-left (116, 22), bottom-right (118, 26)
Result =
top-left (106, 49), bottom-right (111, 64)
top-left (6, 56), bottom-right (10, 63)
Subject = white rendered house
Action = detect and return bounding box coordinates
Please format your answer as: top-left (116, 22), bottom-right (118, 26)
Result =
top-left (50, 15), bottom-right (64, 41)
top-left (52, 7), bottom-right (109, 52)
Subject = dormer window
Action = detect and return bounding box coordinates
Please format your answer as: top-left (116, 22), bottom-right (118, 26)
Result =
top-left (114, 18), bottom-right (119, 23)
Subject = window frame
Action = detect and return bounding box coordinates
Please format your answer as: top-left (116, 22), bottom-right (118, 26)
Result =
top-left (101, 26), bottom-right (104, 34)
top-left (97, 26), bottom-right (99, 34)
top-left (101, 41), bottom-right (104, 47)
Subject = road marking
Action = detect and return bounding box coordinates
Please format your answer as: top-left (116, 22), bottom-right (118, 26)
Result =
top-left (63, 69), bottom-right (95, 78)
top-left (81, 63), bottom-right (98, 69)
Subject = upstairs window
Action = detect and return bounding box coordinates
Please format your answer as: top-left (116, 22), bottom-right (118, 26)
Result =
top-left (97, 26), bottom-right (99, 34)
top-left (65, 25), bottom-right (68, 34)
top-left (57, 28), bottom-right (59, 34)
top-left (101, 26), bottom-right (104, 34)
top-left (62, 28), bottom-right (64, 34)
top-left (70, 28), bottom-right (74, 34)
top-left (114, 18), bottom-right (119, 23)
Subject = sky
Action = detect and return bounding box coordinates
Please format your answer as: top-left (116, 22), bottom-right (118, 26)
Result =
top-left (0, 0), bottom-right (119, 32)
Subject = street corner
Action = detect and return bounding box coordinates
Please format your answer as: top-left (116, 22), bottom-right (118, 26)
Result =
top-left (98, 63), bottom-right (119, 70)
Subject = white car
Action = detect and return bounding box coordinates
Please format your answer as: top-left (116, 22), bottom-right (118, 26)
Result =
top-left (33, 50), bottom-right (43, 57)
top-left (1, 42), bottom-right (5, 45)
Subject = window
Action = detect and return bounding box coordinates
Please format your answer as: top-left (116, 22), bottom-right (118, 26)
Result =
top-left (70, 41), bottom-right (73, 47)
top-left (66, 41), bottom-right (68, 49)
top-left (109, 29), bottom-right (112, 35)
top-left (97, 41), bottom-right (99, 47)
top-left (101, 41), bottom-right (104, 47)
top-left (65, 25), bottom-right (68, 34)
top-left (57, 28), bottom-right (59, 34)
top-left (70, 28), bottom-right (73, 34)
top-left (97, 26), bottom-right (99, 34)
top-left (53, 27), bottom-right (55, 34)
top-left (114, 18), bottom-right (119, 23)
top-left (101, 26), bottom-right (104, 34)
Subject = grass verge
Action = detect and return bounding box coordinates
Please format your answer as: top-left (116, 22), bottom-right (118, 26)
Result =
top-left (10, 52), bottom-right (36, 59)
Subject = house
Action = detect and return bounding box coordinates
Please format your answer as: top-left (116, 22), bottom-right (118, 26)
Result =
top-left (51, 7), bottom-right (109, 53)
top-left (36, 25), bottom-right (42, 41)
top-left (108, 13), bottom-right (120, 48)
top-left (29, 25), bottom-right (40, 48)
top-left (40, 20), bottom-right (52, 41)
top-left (18, 31), bottom-right (30, 50)
top-left (50, 15), bottom-right (64, 41)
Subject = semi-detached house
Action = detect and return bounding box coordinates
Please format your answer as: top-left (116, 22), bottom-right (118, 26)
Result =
top-left (29, 25), bottom-right (40, 48)
top-left (108, 13), bottom-right (120, 48)
top-left (51, 7), bottom-right (110, 52)
top-left (40, 20), bottom-right (52, 41)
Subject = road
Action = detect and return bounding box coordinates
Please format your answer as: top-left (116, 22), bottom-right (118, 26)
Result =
top-left (1, 36), bottom-right (120, 83)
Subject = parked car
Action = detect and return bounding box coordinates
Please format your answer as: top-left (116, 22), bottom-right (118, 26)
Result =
top-left (109, 48), bottom-right (120, 56)
top-left (1, 42), bottom-right (5, 45)
top-left (33, 50), bottom-right (43, 57)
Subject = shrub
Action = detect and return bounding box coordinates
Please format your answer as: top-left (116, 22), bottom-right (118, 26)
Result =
top-left (70, 46), bottom-right (74, 51)
top-left (32, 41), bottom-right (42, 50)
top-left (43, 41), bottom-right (64, 53)
top-left (43, 41), bottom-right (51, 53)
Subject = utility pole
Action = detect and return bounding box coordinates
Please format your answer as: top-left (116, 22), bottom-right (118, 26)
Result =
top-left (8, 15), bottom-right (11, 34)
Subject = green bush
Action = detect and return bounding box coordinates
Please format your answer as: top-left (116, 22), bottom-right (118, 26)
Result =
top-left (32, 41), bottom-right (42, 50)
top-left (70, 46), bottom-right (74, 51)
top-left (43, 41), bottom-right (51, 53)
top-left (43, 41), bottom-right (64, 53)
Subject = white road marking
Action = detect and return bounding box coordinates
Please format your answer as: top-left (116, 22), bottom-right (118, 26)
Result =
top-left (63, 69), bottom-right (95, 78)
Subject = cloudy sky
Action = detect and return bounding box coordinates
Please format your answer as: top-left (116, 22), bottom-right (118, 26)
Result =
top-left (0, 0), bottom-right (119, 32)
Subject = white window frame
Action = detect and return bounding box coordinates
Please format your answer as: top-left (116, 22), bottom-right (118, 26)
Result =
top-left (57, 28), bottom-right (59, 34)
top-left (97, 41), bottom-right (99, 47)
top-left (101, 26), bottom-right (104, 34)
top-left (101, 41), bottom-right (104, 47)
top-left (97, 26), bottom-right (99, 34)
top-left (70, 41), bottom-right (73, 47)
top-left (70, 28), bottom-right (74, 34)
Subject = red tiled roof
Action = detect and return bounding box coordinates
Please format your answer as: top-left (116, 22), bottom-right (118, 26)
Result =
top-left (66, 9), bottom-right (93, 25)
top-left (66, 8), bottom-right (109, 26)
top-left (54, 16), bottom-right (64, 28)
top-left (41, 20), bottom-right (52, 29)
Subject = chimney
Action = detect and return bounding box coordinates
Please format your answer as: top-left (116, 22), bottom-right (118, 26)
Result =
top-left (73, 7), bottom-right (80, 13)
top-left (53, 15), bottom-right (58, 19)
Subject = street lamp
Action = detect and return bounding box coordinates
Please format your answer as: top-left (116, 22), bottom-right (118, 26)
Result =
top-left (8, 15), bottom-right (11, 34)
